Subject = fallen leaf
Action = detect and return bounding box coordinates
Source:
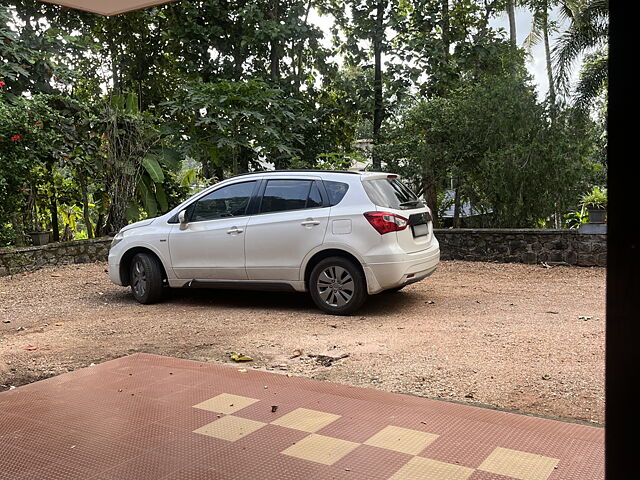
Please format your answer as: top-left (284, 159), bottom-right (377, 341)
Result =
top-left (271, 405), bottom-right (278, 412)
top-left (229, 352), bottom-right (253, 362)
top-left (54, 322), bottom-right (64, 326)
top-left (238, 368), bottom-right (248, 373)
top-left (290, 349), bottom-right (303, 358)
top-left (542, 374), bottom-right (551, 380)
top-left (2, 320), bottom-right (10, 324)
top-left (51, 274), bottom-right (62, 278)
top-left (23, 345), bottom-right (38, 351)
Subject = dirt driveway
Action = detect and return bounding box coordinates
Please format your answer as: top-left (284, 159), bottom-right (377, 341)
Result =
top-left (0, 261), bottom-right (605, 425)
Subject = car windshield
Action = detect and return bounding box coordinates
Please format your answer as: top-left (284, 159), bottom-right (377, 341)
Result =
top-left (362, 178), bottom-right (422, 209)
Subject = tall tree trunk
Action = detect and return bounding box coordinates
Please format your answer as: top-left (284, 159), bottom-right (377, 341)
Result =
top-left (372, 1), bottom-right (386, 170)
top-left (11, 215), bottom-right (25, 246)
top-left (453, 180), bottom-right (462, 228)
top-left (507, 0), bottom-right (517, 44)
top-left (77, 170), bottom-right (94, 239)
top-left (294, 0), bottom-right (313, 90)
top-left (442, 0), bottom-right (450, 56)
top-left (422, 163), bottom-right (439, 227)
top-left (542, 2), bottom-right (556, 106)
top-left (270, 0), bottom-right (281, 81)
top-left (46, 160), bottom-right (60, 242)
top-left (434, 0), bottom-right (451, 96)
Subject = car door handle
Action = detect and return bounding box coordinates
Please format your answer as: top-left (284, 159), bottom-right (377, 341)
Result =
top-left (301, 219), bottom-right (321, 226)
top-left (227, 227), bottom-right (244, 234)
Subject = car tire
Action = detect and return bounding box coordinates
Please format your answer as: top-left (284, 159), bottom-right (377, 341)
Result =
top-left (309, 256), bottom-right (367, 315)
top-left (129, 253), bottom-right (164, 304)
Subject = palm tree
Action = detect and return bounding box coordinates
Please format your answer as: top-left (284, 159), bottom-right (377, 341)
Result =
top-left (553, 0), bottom-right (608, 111)
top-left (506, 0), bottom-right (518, 44)
top-left (522, 0), bottom-right (558, 105)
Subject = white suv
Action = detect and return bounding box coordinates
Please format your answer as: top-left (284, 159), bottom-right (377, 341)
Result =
top-left (108, 170), bottom-right (439, 315)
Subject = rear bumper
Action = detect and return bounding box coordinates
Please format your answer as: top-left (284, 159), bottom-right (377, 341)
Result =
top-left (364, 238), bottom-right (440, 294)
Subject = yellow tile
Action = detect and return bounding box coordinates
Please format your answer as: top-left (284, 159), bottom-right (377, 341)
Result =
top-left (363, 425), bottom-right (439, 456)
top-left (193, 415), bottom-right (266, 442)
top-left (478, 447), bottom-right (559, 480)
top-left (270, 408), bottom-right (341, 433)
top-left (193, 393), bottom-right (258, 414)
top-left (389, 457), bottom-right (474, 480)
top-left (281, 434), bottom-right (360, 465)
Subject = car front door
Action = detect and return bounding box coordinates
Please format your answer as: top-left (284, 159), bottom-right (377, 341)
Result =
top-left (168, 180), bottom-right (257, 280)
top-left (244, 178), bottom-right (330, 281)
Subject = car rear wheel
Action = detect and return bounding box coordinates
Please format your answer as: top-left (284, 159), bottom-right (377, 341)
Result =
top-left (130, 253), bottom-right (164, 304)
top-left (309, 257), bottom-right (367, 315)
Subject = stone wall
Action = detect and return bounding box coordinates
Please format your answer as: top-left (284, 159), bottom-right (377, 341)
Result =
top-left (0, 229), bottom-right (607, 277)
top-left (433, 229), bottom-right (606, 266)
top-left (0, 238), bottom-right (112, 277)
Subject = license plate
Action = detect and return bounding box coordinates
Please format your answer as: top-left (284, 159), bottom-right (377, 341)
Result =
top-left (412, 223), bottom-right (429, 237)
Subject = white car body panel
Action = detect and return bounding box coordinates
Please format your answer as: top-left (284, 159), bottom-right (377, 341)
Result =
top-left (108, 170), bottom-right (440, 305)
top-left (168, 216), bottom-right (250, 280)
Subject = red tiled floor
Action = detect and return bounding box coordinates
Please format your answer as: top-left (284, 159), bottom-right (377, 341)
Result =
top-left (0, 353), bottom-right (604, 480)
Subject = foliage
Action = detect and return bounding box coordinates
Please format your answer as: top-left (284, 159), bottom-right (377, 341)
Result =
top-left (0, 0), bottom-right (607, 246)
top-left (380, 67), bottom-right (596, 227)
top-left (553, 0), bottom-right (608, 110)
top-left (580, 185), bottom-right (607, 209)
top-left (165, 79), bottom-right (305, 177)
top-left (564, 208), bottom-right (588, 229)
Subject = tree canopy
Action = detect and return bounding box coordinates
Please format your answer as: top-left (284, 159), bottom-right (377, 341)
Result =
top-left (0, 0), bottom-right (607, 246)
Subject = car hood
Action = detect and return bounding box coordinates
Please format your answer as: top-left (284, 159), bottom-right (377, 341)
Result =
top-left (120, 218), bottom-right (155, 232)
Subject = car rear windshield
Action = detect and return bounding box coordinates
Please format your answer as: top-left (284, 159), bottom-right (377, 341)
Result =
top-left (362, 178), bottom-right (423, 210)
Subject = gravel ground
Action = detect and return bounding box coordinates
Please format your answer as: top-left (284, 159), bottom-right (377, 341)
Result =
top-left (0, 261), bottom-right (605, 425)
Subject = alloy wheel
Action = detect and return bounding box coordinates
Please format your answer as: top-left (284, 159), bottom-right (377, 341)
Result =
top-left (132, 259), bottom-right (147, 298)
top-left (316, 265), bottom-right (355, 307)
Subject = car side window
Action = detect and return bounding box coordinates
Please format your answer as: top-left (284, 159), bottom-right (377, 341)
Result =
top-left (324, 181), bottom-right (349, 206)
top-left (190, 181), bottom-right (256, 222)
top-left (307, 182), bottom-right (323, 208)
top-left (260, 180), bottom-right (323, 214)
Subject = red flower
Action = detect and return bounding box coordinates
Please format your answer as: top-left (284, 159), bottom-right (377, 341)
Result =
top-left (11, 135), bottom-right (22, 142)
top-left (35, 121), bottom-right (42, 126)
top-left (0, 81), bottom-right (6, 89)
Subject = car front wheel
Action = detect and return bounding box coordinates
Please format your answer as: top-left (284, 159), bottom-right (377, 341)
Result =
top-left (129, 253), bottom-right (164, 304)
top-left (309, 257), bottom-right (367, 315)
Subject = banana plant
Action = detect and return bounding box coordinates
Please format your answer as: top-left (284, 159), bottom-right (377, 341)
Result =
top-left (128, 146), bottom-right (183, 222)
top-left (108, 92), bottom-right (186, 223)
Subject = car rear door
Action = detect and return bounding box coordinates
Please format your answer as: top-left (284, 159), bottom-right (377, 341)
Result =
top-left (244, 177), bottom-right (330, 281)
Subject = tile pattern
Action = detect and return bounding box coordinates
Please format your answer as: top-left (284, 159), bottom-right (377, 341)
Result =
top-left (478, 447), bottom-right (560, 480)
top-left (0, 353), bottom-right (602, 480)
top-left (191, 394), bottom-right (560, 479)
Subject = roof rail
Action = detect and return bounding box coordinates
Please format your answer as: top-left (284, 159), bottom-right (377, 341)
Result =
top-left (230, 169), bottom-right (361, 178)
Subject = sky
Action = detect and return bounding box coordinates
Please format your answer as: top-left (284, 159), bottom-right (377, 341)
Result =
top-left (308, 4), bottom-right (578, 100)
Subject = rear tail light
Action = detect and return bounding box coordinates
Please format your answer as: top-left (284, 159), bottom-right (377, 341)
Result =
top-left (364, 211), bottom-right (408, 234)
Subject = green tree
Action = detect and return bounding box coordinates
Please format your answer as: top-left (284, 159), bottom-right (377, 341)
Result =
top-left (553, 0), bottom-right (608, 110)
top-left (382, 68), bottom-right (594, 227)
top-left (165, 80), bottom-right (304, 178)
top-left (522, 0), bottom-right (559, 105)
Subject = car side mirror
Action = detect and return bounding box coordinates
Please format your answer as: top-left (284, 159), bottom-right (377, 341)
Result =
top-left (178, 209), bottom-right (188, 229)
